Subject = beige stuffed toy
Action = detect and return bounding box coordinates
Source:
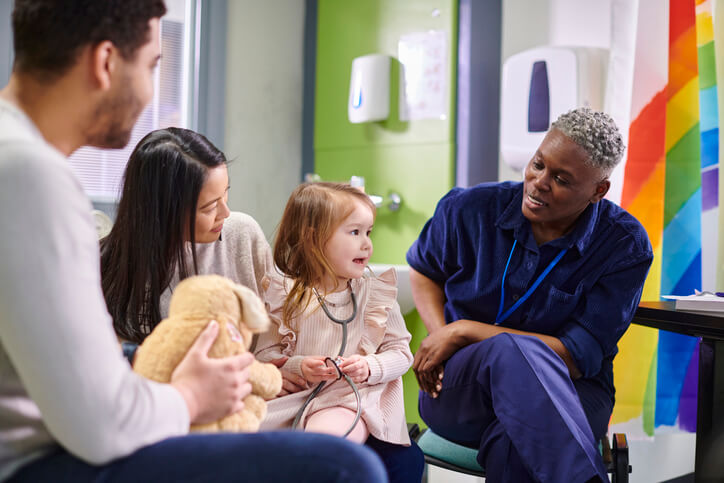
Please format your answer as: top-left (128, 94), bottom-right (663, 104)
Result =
top-left (133, 274), bottom-right (282, 432)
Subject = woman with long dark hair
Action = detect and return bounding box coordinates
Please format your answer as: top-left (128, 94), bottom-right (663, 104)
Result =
top-left (101, 127), bottom-right (272, 343)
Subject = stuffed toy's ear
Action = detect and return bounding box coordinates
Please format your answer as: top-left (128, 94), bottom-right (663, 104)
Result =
top-left (231, 283), bottom-right (271, 333)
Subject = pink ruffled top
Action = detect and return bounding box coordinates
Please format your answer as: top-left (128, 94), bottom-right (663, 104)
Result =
top-left (255, 268), bottom-right (413, 445)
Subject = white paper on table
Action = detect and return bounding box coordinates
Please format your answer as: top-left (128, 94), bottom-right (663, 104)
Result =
top-left (661, 294), bottom-right (724, 312)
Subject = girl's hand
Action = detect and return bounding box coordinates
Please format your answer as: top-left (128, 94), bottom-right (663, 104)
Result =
top-left (337, 355), bottom-right (370, 383)
top-left (270, 357), bottom-right (309, 395)
top-left (301, 355), bottom-right (337, 383)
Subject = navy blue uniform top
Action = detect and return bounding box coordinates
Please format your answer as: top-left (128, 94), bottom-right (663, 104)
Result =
top-left (407, 181), bottom-right (653, 400)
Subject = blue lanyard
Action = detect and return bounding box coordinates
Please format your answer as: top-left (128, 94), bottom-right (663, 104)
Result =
top-left (494, 239), bottom-right (568, 325)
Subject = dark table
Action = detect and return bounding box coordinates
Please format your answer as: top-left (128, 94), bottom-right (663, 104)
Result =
top-left (633, 301), bottom-right (724, 482)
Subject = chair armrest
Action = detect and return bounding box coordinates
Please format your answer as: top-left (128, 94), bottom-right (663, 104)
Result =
top-left (600, 434), bottom-right (612, 466)
top-left (611, 432), bottom-right (632, 482)
top-left (407, 422), bottom-right (421, 441)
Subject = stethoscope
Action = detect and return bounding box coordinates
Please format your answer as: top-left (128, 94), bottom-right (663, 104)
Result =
top-left (291, 280), bottom-right (363, 437)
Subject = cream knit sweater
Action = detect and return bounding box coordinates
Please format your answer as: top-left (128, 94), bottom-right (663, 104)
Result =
top-left (157, 211), bottom-right (273, 323)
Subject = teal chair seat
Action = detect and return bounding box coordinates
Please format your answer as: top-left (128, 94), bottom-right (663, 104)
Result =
top-left (408, 424), bottom-right (631, 482)
top-left (416, 428), bottom-right (485, 477)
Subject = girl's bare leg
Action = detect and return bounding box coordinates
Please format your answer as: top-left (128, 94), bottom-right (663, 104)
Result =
top-left (304, 407), bottom-right (369, 443)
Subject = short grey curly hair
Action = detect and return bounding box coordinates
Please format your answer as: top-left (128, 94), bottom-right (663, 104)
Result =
top-left (551, 107), bottom-right (625, 174)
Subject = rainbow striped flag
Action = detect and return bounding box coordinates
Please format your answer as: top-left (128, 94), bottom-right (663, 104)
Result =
top-left (656, 0), bottom-right (702, 433)
top-left (611, 0), bottom-right (721, 435)
top-left (717, 0), bottom-right (724, 291)
top-left (611, 0), bottom-right (667, 435)
top-left (698, 0), bottom-right (720, 291)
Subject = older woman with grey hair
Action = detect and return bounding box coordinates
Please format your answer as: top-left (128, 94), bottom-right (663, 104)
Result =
top-left (407, 107), bottom-right (653, 483)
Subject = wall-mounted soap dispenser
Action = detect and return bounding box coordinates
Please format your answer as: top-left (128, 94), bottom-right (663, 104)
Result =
top-left (499, 46), bottom-right (608, 171)
top-left (348, 54), bottom-right (391, 123)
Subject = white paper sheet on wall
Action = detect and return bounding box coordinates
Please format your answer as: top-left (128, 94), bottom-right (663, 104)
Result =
top-left (398, 30), bottom-right (448, 121)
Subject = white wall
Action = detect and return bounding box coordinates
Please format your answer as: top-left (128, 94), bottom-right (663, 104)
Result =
top-left (498, 0), bottom-right (612, 183)
top-left (224, 0), bottom-right (305, 239)
top-left (548, 0), bottom-right (611, 49)
top-left (498, 0), bottom-right (550, 183)
top-left (0, 0), bottom-right (12, 86)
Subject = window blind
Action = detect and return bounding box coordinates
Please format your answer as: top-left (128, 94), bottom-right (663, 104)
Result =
top-left (68, 18), bottom-right (188, 201)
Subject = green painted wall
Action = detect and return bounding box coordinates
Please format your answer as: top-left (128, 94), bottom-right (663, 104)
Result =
top-left (315, 0), bottom-right (457, 263)
top-left (314, 0), bottom-right (458, 427)
top-left (315, 144), bottom-right (453, 262)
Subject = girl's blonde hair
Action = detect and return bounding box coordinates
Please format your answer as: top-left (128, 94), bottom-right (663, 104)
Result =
top-left (273, 182), bottom-right (376, 324)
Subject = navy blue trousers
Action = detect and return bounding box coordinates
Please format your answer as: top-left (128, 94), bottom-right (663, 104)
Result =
top-left (8, 432), bottom-right (388, 482)
top-left (419, 333), bottom-right (609, 483)
top-left (366, 435), bottom-right (424, 483)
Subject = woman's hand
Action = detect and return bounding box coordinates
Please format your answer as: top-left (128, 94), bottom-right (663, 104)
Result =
top-left (270, 357), bottom-right (309, 395)
top-left (413, 324), bottom-right (463, 397)
top-left (301, 355), bottom-right (337, 383)
top-left (337, 355), bottom-right (370, 383)
top-left (171, 320), bottom-right (254, 424)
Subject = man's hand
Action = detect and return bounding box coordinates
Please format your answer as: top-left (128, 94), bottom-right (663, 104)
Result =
top-left (270, 357), bottom-right (309, 395)
top-left (171, 321), bottom-right (253, 424)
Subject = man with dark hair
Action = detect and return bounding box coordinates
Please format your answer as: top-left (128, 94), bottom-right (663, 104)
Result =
top-left (11, 0), bottom-right (167, 77)
top-left (0, 1), bottom-right (387, 482)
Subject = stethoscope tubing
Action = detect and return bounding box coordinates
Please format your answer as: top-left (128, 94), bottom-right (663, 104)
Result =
top-left (291, 283), bottom-right (362, 437)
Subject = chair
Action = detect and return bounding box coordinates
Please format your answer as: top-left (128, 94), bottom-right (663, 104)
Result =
top-left (407, 424), bottom-right (631, 482)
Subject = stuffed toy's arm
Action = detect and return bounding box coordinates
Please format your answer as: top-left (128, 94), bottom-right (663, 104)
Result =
top-left (249, 360), bottom-right (283, 399)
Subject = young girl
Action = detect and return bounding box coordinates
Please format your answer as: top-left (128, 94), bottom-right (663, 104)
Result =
top-left (255, 182), bottom-right (413, 446)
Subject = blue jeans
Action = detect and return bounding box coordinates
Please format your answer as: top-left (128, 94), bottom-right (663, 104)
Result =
top-left (419, 333), bottom-right (608, 483)
top-left (9, 431), bottom-right (388, 482)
